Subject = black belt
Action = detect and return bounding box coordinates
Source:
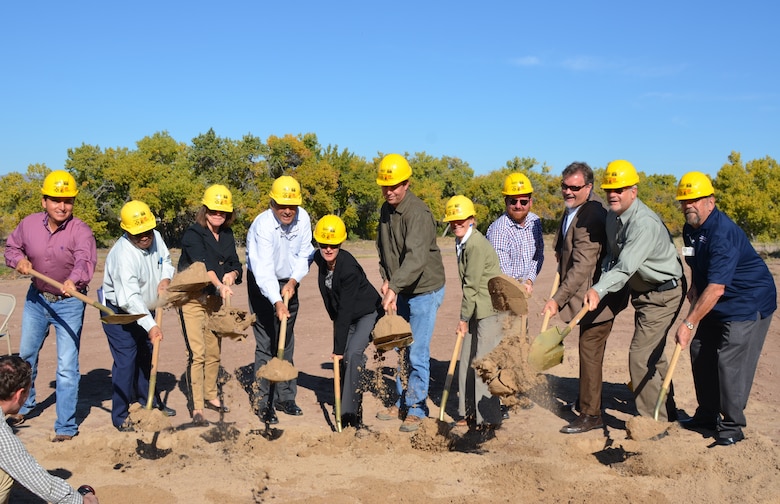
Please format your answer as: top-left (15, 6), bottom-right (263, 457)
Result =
top-left (655, 278), bottom-right (680, 292)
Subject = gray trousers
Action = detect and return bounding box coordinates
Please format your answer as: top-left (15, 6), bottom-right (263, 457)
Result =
top-left (337, 311), bottom-right (375, 416)
top-left (629, 283), bottom-right (684, 421)
top-left (458, 314), bottom-right (502, 425)
top-left (690, 312), bottom-right (771, 438)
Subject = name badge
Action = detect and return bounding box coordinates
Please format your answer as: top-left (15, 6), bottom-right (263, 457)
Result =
top-left (682, 246), bottom-right (694, 257)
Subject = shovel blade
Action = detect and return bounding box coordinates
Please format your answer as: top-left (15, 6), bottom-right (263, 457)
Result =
top-left (528, 325), bottom-right (566, 371)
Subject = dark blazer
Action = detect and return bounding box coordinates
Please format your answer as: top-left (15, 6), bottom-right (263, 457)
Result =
top-left (313, 249), bottom-right (382, 354)
top-left (552, 191), bottom-right (626, 325)
top-left (178, 223), bottom-right (243, 295)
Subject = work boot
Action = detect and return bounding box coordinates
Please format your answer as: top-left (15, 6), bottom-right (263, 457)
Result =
top-left (376, 405), bottom-right (400, 421)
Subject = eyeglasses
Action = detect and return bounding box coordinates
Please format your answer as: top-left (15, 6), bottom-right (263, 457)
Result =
top-left (319, 243), bottom-right (340, 250)
top-left (206, 209), bottom-right (227, 215)
top-left (507, 197), bottom-right (531, 207)
top-left (604, 187), bottom-right (631, 194)
top-left (561, 183), bottom-right (587, 192)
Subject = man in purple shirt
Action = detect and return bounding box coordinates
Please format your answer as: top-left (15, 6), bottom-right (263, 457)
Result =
top-left (4, 170), bottom-right (97, 442)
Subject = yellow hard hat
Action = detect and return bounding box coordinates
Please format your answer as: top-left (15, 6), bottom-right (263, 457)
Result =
top-left (269, 176), bottom-right (302, 205)
top-left (202, 184), bottom-right (233, 212)
top-left (676, 171), bottom-right (714, 200)
top-left (314, 214), bottom-right (347, 245)
top-left (602, 160), bottom-right (639, 189)
top-left (376, 154), bottom-right (412, 186)
top-left (443, 195), bottom-right (476, 222)
top-left (41, 170), bottom-right (78, 197)
top-left (120, 200), bottom-right (157, 235)
top-left (502, 173), bottom-right (533, 196)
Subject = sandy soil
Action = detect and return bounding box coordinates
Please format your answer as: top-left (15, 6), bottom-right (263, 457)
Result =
top-left (3, 238), bottom-right (780, 504)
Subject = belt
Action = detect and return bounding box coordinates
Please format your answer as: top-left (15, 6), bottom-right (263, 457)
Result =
top-left (655, 278), bottom-right (680, 292)
top-left (37, 287), bottom-right (86, 303)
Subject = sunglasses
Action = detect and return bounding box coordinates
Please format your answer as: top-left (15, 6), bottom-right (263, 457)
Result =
top-left (604, 187), bottom-right (631, 194)
top-left (507, 197), bottom-right (531, 206)
top-left (561, 183), bottom-right (587, 192)
top-left (206, 208), bottom-right (227, 215)
top-left (319, 243), bottom-right (340, 250)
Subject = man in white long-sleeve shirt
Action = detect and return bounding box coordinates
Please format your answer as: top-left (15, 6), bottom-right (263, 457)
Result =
top-left (101, 201), bottom-right (176, 431)
top-left (246, 176), bottom-right (314, 424)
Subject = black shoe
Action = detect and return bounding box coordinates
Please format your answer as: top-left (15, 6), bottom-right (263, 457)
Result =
top-left (204, 401), bottom-right (230, 413)
top-left (560, 414), bottom-right (604, 434)
top-left (192, 412), bottom-right (209, 427)
top-left (501, 405), bottom-right (510, 420)
top-left (715, 431), bottom-right (745, 446)
top-left (275, 401), bottom-right (303, 416)
top-left (679, 415), bottom-right (717, 431)
top-left (159, 405), bottom-right (177, 417)
top-left (262, 407), bottom-right (279, 425)
top-left (117, 420), bottom-right (135, 433)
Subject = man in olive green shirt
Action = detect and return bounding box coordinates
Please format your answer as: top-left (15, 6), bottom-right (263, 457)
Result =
top-left (584, 160), bottom-right (685, 422)
top-left (375, 154), bottom-right (446, 433)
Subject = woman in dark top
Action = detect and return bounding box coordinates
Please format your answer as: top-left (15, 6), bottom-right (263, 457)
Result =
top-left (312, 215), bottom-right (382, 428)
top-left (178, 185), bottom-right (243, 425)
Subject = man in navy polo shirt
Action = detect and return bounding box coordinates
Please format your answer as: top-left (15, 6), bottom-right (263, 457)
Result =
top-left (674, 171), bottom-right (776, 446)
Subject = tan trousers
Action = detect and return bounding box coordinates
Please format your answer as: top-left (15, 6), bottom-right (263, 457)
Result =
top-left (0, 468), bottom-right (13, 504)
top-left (180, 297), bottom-right (222, 410)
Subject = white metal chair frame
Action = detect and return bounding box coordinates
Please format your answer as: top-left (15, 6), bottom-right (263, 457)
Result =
top-left (0, 293), bottom-right (16, 355)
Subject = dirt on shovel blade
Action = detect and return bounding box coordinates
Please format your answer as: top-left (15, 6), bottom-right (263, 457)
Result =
top-left (207, 306), bottom-right (255, 340)
top-left (168, 262), bottom-right (211, 292)
top-left (256, 357), bottom-right (298, 382)
top-left (626, 416), bottom-right (677, 441)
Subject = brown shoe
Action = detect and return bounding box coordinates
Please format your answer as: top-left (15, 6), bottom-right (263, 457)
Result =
top-left (399, 414), bottom-right (423, 432)
top-left (376, 406), bottom-right (401, 421)
top-left (6, 413), bottom-right (25, 427)
top-left (52, 434), bottom-right (75, 443)
top-left (560, 414), bottom-right (604, 434)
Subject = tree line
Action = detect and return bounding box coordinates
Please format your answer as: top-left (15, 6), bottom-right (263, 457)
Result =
top-left (0, 129), bottom-right (777, 247)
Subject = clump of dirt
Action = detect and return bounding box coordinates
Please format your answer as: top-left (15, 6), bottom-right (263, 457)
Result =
top-left (127, 403), bottom-right (173, 432)
top-left (472, 313), bottom-right (545, 400)
top-left (161, 262), bottom-right (211, 307)
top-left (626, 415), bottom-right (673, 441)
top-left (207, 304), bottom-right (255, 340)
top-left (410, 418), bottom-right (454, 451)
top-left (255, 358), bottom-right (298, 382)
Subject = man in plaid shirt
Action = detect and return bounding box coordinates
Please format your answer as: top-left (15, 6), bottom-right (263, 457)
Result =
top-left (0, 355), bottom-right (98, 503)
top-left (486, 172), bottom-right (544, 295)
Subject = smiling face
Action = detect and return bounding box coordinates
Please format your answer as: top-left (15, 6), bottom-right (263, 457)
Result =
top-left (605, 185), bottom-right (637, 215)
top-left (561, 172), bottom-right (591, 210)
top-left (271, 201), bottom-right (298, 226)
top-left (127, 229), bottom-right (155, 250)
top-left (42, 196), bottom-right (75, 229)
top-left (449, 216), bottom-right (474, 239)
top-left (318, 242), bottom-right (341, 265)
top-left (205, 209), bottom-right (226, 231)
top-left (504, 194), bottom-right (532, 224)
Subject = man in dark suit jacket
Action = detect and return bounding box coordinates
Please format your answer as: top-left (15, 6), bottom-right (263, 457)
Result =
top-left (542, 162), bottom-right (627, 434)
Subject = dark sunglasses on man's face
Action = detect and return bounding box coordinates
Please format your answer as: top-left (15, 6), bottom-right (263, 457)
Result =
top-left (320, 243), bottom-right (340, 250)
top-left (561, 183), bottom-right (587, 192)
top-left (604, 187), bottom-right (631, 194)
top-left (507, 197), bottom-right (531, 207)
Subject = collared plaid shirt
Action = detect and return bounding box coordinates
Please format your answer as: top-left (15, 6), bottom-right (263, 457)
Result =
top-left (0, 409), bottom-right (82, 503)
top-left (486, 211), bottom-right (544, 283)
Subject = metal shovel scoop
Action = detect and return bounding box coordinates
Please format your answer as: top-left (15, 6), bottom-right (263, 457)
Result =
top-left (372, 309), bottom-right (413, 353)
top-left (528, 305), bottom-right (589, 371)
top-left (255, 292), bottom-right (298, 383)
top-left (28, 268), bottom-right (145, 324)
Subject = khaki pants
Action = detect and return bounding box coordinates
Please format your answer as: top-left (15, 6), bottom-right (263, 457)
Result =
top-left (0, 468), bottom-right (13, 504)
top-left (180, 297), bottom-right (222, 410)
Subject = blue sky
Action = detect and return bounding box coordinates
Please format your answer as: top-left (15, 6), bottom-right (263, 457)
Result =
top-left (1, 1), bottom-right (777, 180)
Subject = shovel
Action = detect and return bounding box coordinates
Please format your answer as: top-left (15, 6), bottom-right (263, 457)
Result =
top-left (28, 268), bottom-right (145, 324)
top-left (255, 292), bottom-right (298, 382)
top-left (207, 292), bottom-right (255, 340)
top-left (372, 309), bottom-right (413, 353)
top-left (333, 355), bottom-right (343, 433)
top-left (528, 304), bottom-right (590, 371)
top-left (653, 342), bottom-right (682, 421)
top-left (439, 330), bottom-right (465, 422)
top-left (145, 309), bottom-right (164, 410)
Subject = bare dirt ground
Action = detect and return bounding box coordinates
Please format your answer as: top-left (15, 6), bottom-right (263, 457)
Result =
top-left (3, 237), bottom-right (780, 504)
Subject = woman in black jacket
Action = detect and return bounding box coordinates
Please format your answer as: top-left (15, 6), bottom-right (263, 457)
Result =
top-left (178, 185), bottom-right (243, 425)
top-left (312, 215), bottom-right (382, 428)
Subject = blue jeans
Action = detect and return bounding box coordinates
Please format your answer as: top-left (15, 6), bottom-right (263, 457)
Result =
top-left (19, 285), bottom-right (84, 436)
top-left (395, 286), bottom-right (445, 418)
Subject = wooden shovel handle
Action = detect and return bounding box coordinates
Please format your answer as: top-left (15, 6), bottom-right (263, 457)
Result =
top-left (27, 268), bottom-right (113, 316)
top-left (146, 309), bottom-right (164, 410)
top-left (439, 330), bottom-right (465, 421)
top-left (333, 355), bottom-right (343, 432)
top-left (540, 272), bottom-right (561, 332)
top-left (653, 343), bottom-right (682, 421)
top-left (276, 291), bottom-right (291, 359)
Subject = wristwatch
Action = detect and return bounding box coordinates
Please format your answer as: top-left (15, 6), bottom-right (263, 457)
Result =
top-left (683, 319), bottom-right (695, 331)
